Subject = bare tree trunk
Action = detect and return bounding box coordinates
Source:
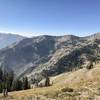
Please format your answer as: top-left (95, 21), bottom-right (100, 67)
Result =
top-left (5, 89), bottom-right (8, 97)
top-left (3, 88), bottom-right (8, 97)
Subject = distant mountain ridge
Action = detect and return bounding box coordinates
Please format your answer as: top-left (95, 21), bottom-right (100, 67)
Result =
top-left (0, 33), bottom-right (25, 49)
top-left (0, 33), bottom-right (99, 81)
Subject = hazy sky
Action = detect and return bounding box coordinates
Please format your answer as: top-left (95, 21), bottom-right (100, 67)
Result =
top-left (0, 0), bottom-right (100, 37)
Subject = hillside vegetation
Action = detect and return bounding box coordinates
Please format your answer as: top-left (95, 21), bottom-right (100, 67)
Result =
top-left (0, 33), bottom-right (100, 82)
top-left (0, 33), bottom-right (100, 100)
top-left (0, 62), bottom-right (100, 100)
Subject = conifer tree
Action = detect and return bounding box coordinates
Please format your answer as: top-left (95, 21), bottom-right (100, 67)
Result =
top-left (22, 77), bottom-right (30, 90)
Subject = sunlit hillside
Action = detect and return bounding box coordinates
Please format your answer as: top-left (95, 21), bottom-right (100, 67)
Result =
top-left (0, 62), bottom-right (100, 100)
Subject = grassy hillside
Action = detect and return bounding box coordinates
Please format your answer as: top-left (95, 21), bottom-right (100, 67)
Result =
top-left (0, 62), bottom-right (100, 100)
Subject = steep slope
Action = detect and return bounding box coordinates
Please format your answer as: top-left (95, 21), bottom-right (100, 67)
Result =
top-left (26, 34), bottom-right (100, 80)
top-left (0, 62), bottom-right (100, 100)
top-left (51, 62), bottom-right (100, 88)
top-left (0, 33), bottom-right (25, 49)
top-left (0, 33), bottom-right (99, 80)
top-left (0, 35), bottom-right (56, 75)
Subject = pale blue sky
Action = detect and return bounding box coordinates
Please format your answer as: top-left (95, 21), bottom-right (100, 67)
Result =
top-left (0, 0), bottom-right (100, 37)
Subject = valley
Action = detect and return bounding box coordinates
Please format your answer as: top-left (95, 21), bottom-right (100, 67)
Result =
top-left (0, 33), bottom-right (100, 100)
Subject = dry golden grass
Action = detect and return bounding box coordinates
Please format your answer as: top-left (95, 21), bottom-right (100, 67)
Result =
top-left (0, 62), bottom-right (100, 100)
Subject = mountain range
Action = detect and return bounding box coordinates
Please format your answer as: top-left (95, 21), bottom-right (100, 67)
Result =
top-left (0, 33), bottom-right (25, 49)
top-left (0, 33), bottom-right (100, 82)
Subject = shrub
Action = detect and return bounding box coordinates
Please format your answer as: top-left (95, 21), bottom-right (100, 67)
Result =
top-left (86, 62), bottom-right (93, 69)
top-left (61, 87), bottom-right (74, 92)
top-left (45, 76), bottom-right (50, 87)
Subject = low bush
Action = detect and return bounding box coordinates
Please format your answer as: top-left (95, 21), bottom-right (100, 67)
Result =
top-left (61, 87), bottom-right (74, 92)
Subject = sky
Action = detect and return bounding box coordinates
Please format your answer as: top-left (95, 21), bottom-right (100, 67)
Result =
top-left (0, 0), bottom-right (100, 37)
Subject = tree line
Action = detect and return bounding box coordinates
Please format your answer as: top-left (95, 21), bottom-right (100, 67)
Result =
top-left (0, 68), bottom-right (30, 93)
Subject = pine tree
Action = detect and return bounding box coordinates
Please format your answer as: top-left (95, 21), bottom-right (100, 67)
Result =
top-left (7, 71), bottom-right (14, 91)
top-left (42, 70), bottom-right (50, 87)
top-left (0, 68), bottom-right (3, 81)
top-left (45, 76), bottom-right (50, 87)
top-left (12, 79), bottom-right (23, 91)
top-left (22, 77), bottom-right (30, 90)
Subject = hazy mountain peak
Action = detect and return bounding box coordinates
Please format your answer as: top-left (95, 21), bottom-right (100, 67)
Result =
top-left (84, 33), bottom-right (100, 40)
top-left (0, 33), bottom-right (25, 49)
